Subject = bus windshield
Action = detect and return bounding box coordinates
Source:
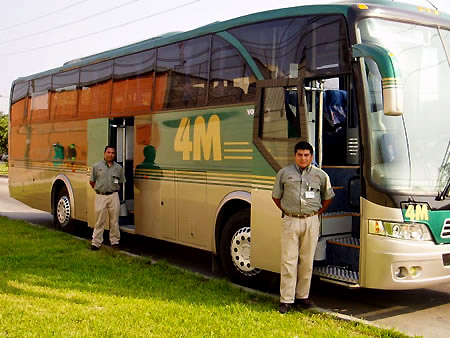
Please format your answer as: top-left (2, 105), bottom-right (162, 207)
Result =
top-left (359, 18), bottom-right (450, 195)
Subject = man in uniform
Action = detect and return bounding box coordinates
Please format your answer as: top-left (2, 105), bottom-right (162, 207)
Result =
top-left (90, 145), bottom-right (125, 251)
top-left (272, 141), bottom-right (334, 314)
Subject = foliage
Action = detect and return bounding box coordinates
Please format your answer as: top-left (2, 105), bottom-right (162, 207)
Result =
top-left (0, 113), bottom-right (7, 154)
top-left (0, 162), bottom-right (7, 175)
top-left (0, 217), bottom-right (407, 337)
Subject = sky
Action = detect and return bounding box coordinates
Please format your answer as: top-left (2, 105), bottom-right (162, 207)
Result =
top-left (0, 0), bottom-right (449, 114)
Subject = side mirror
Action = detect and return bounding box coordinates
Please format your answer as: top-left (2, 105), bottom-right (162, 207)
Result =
top-left (352, 43), bottom-right (403, 116)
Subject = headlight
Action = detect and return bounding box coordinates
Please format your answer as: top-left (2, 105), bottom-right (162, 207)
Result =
top-left (368, 220), bottom-right (432, 241)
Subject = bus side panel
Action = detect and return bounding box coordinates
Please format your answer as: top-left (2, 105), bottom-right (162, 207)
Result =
top-left (361, 198), bottom-right (450, 289)
top-left (9, 119), bottom-right (88, 219)
top-left (86, 118), bottom-right (110, 227)
top-left (133, 106), bottom-right (253, 250)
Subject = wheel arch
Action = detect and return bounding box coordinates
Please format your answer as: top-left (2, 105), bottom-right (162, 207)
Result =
top-left (214, 191), bottom-right (251, 256)
top-left (51, 174), bottom-right (75, 217)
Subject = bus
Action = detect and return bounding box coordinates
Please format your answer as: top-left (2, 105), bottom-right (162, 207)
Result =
top-left (8, 0), bottom-right (450, 289)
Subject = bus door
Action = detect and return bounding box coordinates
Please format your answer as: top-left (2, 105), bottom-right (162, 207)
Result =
top-left (304, 77), bottom-right (361, 286)
top-left (251, 79), bottom-right (306, 273)
top-left (87, 118), bottom-right (110, 227)
top-left (110, 117), bottom-right (135, 231)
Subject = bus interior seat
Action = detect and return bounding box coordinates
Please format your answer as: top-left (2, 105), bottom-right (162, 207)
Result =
top-left (323, 89), bottom-right (347, 165)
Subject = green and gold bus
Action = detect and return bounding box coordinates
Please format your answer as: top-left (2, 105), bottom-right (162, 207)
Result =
top-left (8, 0), bottom-right (450, 289)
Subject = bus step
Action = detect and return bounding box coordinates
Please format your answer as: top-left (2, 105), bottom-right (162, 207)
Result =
top-left (313, 265), bottom-right (359, 284)
top-left (119, 224), bottom-right (136, 234)
top-left (323, 211), bottom-right (360, 218)
top-left (327, 236), bottom-right (360, 248)
top-left (326, 236), bottom-right (360, 272)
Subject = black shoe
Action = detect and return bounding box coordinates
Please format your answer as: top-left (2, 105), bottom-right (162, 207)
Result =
top-left (279, 302), bottom-right (292, 314)
top-left (295, 298), bottom-right (315, 309)
top-left (111, 244), bottom-right (120, 250)
top-left (91, 245), bottom-right (100, 251)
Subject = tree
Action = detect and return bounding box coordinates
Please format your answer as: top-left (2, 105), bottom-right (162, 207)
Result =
top-left (0, 112), bottom-right (8, 154)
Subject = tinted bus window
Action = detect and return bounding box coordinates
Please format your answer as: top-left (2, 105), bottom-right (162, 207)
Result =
top-left (30, 76), bottom-right (51, 122)
top-left (79, 61), bottom-right (113, 118)
top-left (12, 81), bottom-right (29, 103)
top-left (208, 35), bottom-right (256, 106)
top-left (156, 36), bottom-right (210, 109)
top-left (51, 69), bottom-right (79, 119)
top-left (112, 50), bottom-right (156, 115)
top-left (11, 81), bottom-right (29, 126)
top-left (229, 15), bottom-right (350, 79)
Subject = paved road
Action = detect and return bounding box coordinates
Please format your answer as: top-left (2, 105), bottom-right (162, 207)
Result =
top-left (1, 176), bottom-right (450, 337)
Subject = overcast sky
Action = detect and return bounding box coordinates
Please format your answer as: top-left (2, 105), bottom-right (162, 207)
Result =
top-left (0, 0), bottom-right (449, 113)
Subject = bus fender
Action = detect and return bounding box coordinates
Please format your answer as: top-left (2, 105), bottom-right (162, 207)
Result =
top-left (213, 191), bottom-right (251, 255)
top-left (51, 174), bottom-right (75, 218)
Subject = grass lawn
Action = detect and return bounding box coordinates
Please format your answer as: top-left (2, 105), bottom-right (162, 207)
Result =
top-left (0, 217), bottom-right (406, 337)
top-left (0, 161), bottom-right (7, 176)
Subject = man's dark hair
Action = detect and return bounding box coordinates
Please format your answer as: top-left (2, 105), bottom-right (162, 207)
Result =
top-left (294, 141), bottom-right (313, 155)
top-left (104, 145), bottom-right (116, 153)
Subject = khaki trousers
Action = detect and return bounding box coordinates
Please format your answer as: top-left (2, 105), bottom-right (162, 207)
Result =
top-left (92, 192), bottom-right (121, 247)
top-left (280, 215), bottom-right (320, 303)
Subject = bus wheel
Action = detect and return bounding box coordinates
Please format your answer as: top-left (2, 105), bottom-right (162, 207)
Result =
top-left (220, 209), bottom-right (262, 286)
top-left (54, 187), bottom-right (75, 233)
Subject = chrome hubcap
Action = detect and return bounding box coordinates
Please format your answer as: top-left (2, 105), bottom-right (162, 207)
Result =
top-left (57, 196), bottom-right (71, 227)
top-left (230, 226), bottom-right (260, 276)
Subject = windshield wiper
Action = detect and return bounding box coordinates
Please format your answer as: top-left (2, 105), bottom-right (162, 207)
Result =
top-left (437, 177), bottom-right (450, 201)
top-left (436, 140), bottom-right (450, 200)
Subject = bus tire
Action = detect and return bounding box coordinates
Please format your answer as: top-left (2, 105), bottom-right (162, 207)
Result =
top-left (54, 187), bottom-right (75, 233)
top-left (219, 209), bottom-right (262, 286)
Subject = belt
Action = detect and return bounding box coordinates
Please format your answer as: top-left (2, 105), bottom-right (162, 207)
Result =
top-left (283, 211), bottom-right (318, 219)
top-left (97, 191), bottom-right (117, 195)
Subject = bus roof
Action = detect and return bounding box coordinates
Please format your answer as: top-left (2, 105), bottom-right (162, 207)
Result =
top-left (13, 0), bottom-right (450, 84)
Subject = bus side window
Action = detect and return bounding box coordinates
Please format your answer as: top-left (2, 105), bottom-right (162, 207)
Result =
top-left (156, 36), bottom-right (210, 109)
top-left (79, 61), bottom-right (113, 118)
top-left (208, 35), bottom-right (256, 106)
top-left (261, 86), bottom-right (300, 139)
top-left (30, 76), bottom-right (51, 122)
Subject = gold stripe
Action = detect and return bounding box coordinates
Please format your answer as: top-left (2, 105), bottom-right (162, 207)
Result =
top-left (223, 149), bottom-right (253, 153)
top-left (223, 142), bottom-right (249, 145)
top-left (223, 156), bottom-right (253, 160)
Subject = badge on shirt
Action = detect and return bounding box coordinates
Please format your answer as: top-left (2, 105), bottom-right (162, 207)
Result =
top-left (114, 178), bottom-right (119, 184)
top-left (305, 191), bottom-right (315, 199)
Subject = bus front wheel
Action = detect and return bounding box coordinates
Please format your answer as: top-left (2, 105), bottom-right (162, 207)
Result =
top-left (54, 187), bottom-right (75, 233)
top-left (219, 209), bottom-right (262, 286)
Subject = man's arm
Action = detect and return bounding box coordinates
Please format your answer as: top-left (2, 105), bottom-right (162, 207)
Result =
top-left (317, 198), bottom-right (333, 215)
top-left (272, 197), bottom-right (282, 212)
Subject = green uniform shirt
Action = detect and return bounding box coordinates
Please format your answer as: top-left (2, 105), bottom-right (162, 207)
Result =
top-left (90, 160), bottom-right (125, 194)
top-left (272, 164), bottom-right (334, 214)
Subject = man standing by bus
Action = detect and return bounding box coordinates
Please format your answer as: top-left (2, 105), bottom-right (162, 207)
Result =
top-left (272, 141), bottom-right (334, 314)
top-left (90, 145), bottom-right (125, 251)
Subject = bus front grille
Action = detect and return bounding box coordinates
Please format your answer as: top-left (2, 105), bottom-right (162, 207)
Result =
top-left (440, 219), bottom-right (450, 238)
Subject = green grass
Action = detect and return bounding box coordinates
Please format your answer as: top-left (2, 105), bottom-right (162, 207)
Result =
top-left (0, 217), bottom-right (406, 337)
top-left (0, 161), bottom-right (7, 176)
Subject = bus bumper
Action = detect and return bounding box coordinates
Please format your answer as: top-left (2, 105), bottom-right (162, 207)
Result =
top-left (361, 235), bottom-right (450, 289)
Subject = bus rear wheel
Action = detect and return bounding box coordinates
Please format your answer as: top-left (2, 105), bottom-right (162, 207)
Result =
top-left (219, 209), bottom-right (262, 286)
top-left (54, 187), bottom-right (75, 233)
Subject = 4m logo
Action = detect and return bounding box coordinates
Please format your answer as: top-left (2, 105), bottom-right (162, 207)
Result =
top-left (174, 115), bottom-right (222, 161)
top-left (404, 203), bottom-right (429, 221)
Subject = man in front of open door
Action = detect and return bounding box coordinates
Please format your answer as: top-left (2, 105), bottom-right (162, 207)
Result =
top-left (272, 141), bottom-right (334, 314)
top-left (90, 145), bottom-right (125, 251)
